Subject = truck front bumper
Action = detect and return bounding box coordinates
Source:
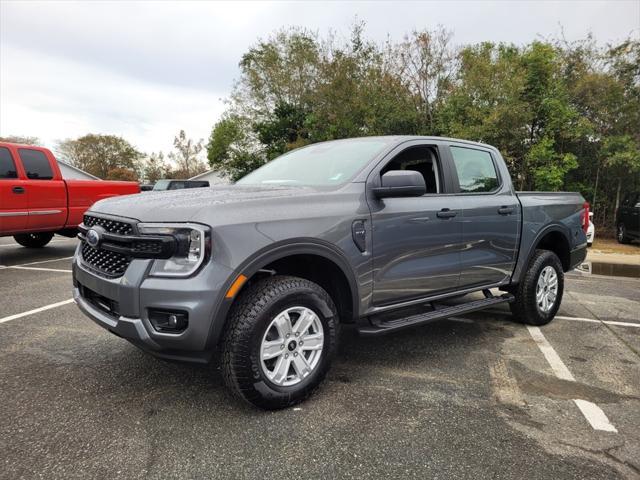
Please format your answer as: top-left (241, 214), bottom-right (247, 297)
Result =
top-left (72, 246), bottom-right (235, 363)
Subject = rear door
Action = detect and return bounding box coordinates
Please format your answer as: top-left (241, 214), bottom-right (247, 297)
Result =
top-left (0, 146), bottom-right (28, 233)
top-left (16, 148), bottom-right (68, 231)
top-left (446, 143), bottom-right (520, 288)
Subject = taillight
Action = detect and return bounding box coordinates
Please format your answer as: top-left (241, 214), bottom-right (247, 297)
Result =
top-left (582, 202), bottom-right (590, 233)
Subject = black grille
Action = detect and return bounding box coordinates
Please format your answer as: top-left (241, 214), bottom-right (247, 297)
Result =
top-left (132, 240), bottom-right (163, 255)
top-left (84, 215), bottom-right (134, 235)
top-left (81, 215), bottom-right (136, 277)
top-left (81, 243), bottom-right (131, 277)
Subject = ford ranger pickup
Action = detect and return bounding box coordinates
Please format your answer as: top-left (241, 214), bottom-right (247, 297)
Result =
top-left (72, 136), bottom-right (589, 409)
top-left (0, 142), bottom-right (139, 247)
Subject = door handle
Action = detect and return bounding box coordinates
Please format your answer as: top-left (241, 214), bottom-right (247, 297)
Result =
top-left (436, 208), bottom-right (457, 219)
top-left (498, 206), bottom-right (514, 215)
top-left (12, 186), bottom-right (25, 194)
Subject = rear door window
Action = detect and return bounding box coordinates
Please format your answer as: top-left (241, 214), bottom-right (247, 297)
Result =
top-left (18, 149), bottom-right (54, 180)
top-left (0, 147), bottom-right (18, 179)
top-left (450, 146), bottom-right (499, 193)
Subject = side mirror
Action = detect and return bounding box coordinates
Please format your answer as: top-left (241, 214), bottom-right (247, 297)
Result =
top-left (373, 170), bottom-right (426, 198)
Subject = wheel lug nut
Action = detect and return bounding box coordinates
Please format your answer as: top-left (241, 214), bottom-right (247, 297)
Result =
top-left (280, 344), bottom-right (284, 349)
top-left (299, 341), bottom-right (303, 346)
top-left (295, 332), bottom-right (299, 337)
top-left (294, 352), bottom-right (298, 356)
top-left (285, 353), bottom-right (289, 358)
top-left (286, 333), bottom-right (290, 338)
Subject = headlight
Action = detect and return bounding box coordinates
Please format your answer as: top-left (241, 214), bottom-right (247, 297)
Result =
top-left (138, 223), bottom-right (210, 277)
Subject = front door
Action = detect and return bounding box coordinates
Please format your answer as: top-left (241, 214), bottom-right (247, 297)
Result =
top-left (368, 143), bottom-right (463, 306)
top-left (447, 144), bottom-right (520, 288)
top-left (0, 146), bottom-right (28, 234)
top-left (16, 148), bottom-right (67, 231)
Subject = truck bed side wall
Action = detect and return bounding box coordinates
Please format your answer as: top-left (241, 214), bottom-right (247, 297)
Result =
top-left (64, 180), bottom-right (140, 228)
top-left (511, 192), bottom-right (587, 283)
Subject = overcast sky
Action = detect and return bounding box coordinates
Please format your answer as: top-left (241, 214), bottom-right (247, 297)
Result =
top-left (1, 0), bottom-right (639, 157)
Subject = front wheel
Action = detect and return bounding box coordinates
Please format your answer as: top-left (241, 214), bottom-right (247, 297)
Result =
top-left (510, 250), bottom-right (564, 326)
top-left (13, 232), bottom-right (55, 248)
top-left (222, 275), bottom-right (338, 409)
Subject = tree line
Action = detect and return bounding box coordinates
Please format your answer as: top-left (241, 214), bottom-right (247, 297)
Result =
top-left (207, 24), bottom-right (640, 230)
top-left (1, 130), bottom-right (209, 183)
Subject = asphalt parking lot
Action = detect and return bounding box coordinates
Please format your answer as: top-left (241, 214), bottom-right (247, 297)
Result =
top-left (1, 236), bottom-right (639, 479)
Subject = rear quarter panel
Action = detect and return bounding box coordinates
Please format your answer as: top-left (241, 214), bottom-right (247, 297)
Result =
top-left (512, 192), bottom-right (587, 282)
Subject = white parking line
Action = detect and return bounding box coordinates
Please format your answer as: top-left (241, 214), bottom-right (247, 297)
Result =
top-left (480, 309), bottom-right (640, 329)
top-left (3, 266), bottom-right (72, 273)
top-left (573, 399), bottom-right (618, 433)
top-left (527, 326), bottom-right (618, 433)
top-left (0, 298), bottom-right (75, 324)
top-left (527, 326), bottom-right (575, 381)
top-left (555, 315), bottom-right (640, 328)
top-left (17, 256), bottom-right (74, 266)
top-left (0, 239), bottom-right (74, 248)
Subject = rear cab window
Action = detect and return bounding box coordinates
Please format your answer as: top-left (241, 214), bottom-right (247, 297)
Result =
top-left (0, 147), bottom-right (18, 179)
top-left (18, 149), bottom-right (54, 180)
top-left (450, 146), bottom-right (499, 193)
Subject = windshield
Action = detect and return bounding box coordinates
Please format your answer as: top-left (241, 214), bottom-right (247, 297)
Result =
top-left (152, 180), bottom-right (170, 191)
top-left (237, 138), bottom-right (392, 187)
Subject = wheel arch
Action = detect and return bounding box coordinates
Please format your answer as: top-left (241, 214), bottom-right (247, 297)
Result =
top-left (206, 239), bottom-right (360, 349)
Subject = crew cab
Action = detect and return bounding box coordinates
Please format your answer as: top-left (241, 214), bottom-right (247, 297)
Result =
top-left (72, 136), bottom-right (588, 409)
top-left (0, 142), bottom-right (140, 247)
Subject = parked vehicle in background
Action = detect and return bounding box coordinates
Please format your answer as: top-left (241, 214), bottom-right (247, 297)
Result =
top-left (0, 142), bottom-right (140, 248)
top-left (152, 179), bottom-right (209, 191)
top-left (72, 136), bottom-right (588, 409)
top-left (140, 184), bottom-right (154, 191)
top-left (617, 192), bottom-right (640, 244)
top-left (586, 211), bottom-right (594, 246)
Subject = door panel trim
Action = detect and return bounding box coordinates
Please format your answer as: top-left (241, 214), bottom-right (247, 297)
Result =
top-left (0, 211), bottom-right (29, 217)
top-left (29, 209), bottom-right (63, 215)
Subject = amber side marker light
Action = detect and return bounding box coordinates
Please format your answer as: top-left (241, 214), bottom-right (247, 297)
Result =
top-left (225, 274), bottom-right (248, 299)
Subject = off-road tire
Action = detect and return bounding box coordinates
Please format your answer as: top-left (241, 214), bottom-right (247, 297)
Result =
top-left (222, 275), bottom-right (338, 410)
top-left (510, 250), bottom-right (564, 326)
top-left (13, 232), bottom-right (55, 248)
top-left (617, 223), bottom-right (631, 244)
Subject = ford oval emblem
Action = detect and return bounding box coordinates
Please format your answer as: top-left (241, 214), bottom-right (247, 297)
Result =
top-left (86, 228), bottom-right (101, 248)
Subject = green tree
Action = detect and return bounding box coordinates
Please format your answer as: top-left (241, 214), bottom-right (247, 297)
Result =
top-left (56, 134), bottom-right (142, 179)
top-left (105, 167), bottom-right (138, 182)
top-left (207, 115), bottom-right (263, 181)
top-left (168, 130), bottom-right (207, 178)
top-left (143, 152), bottom-right (167, 183)
top-left (0, 135), bottom-right (41, 145)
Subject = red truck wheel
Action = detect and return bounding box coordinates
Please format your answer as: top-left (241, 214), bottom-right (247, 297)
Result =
top-left (13, 232), bottom-right (55, 248)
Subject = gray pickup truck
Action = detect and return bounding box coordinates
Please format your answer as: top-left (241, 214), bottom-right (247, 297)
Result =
top-left (72, 136), bottom-right (588, 409)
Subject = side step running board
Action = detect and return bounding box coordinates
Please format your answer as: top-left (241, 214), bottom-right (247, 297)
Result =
top-left (358, 294), bottom-right (514, 336)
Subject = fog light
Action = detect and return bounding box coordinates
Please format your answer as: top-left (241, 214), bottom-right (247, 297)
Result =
top-left (148, 309), bottom-right (188, 333)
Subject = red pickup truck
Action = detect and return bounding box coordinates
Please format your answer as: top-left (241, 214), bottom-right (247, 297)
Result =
top-left (0, 142), bottom-right (140, 247)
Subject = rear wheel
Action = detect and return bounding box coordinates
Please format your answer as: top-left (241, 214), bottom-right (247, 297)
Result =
top-left (510, 250), bottom-right (564, 326)
top-left (222, 275), bottom-right (338, 409)
top-left (13, 232), bottom-right (55, 248)
top-left (617, 223), bottom-right (631, 244)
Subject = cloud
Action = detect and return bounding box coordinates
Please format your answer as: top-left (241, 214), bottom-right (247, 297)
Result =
top-left (1, 0), bottom-right (638, 155)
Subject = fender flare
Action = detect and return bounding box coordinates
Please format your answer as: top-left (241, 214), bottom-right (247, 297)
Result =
top-left (205, 238), bottom-right (360, 349)
top-left (512, 223), bottom-right (571, 283)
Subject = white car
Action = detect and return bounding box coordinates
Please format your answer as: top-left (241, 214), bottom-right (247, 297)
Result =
top-left (586, 211), bottom-right (595, 246)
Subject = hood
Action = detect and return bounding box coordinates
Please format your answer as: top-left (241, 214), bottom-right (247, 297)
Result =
top-left (89, 185), bottom-right (319, 223)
